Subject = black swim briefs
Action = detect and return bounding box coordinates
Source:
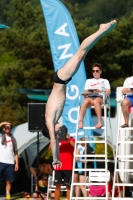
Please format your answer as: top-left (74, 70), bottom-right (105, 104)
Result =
top-left (53, 71), bottom-right (72, 84)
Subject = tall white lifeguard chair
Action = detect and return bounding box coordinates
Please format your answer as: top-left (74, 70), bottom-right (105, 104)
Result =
top-left (70, 91), bottom-right (114, 200)
top-left (112, 87), bottom-right (133, 199)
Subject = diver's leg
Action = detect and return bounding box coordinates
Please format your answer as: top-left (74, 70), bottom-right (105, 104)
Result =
top-left (58, 20), bottom-right (117, 81)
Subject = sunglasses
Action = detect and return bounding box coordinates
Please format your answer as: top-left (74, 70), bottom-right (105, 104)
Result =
top-left (4, 126), bottom-right (11, 130)
top-left (92, 70), bottom-right (99, 73)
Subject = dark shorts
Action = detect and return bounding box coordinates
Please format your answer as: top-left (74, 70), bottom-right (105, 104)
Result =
top-left (0, 162), bottom-right (15, 182)
top-left (75, 162), bottom-right (84, 175)
top-left (54, 170), bottom-right (72, 186)
top-left (75, 162), bottom-right (92, 176)
top-left (38, 186), bottom-right (47, 194)
top-left (53, 71), bottom-right (72, 84)
top-left (86, 94), bottom-right (103, 100)
top-left (86, 95), bottom-right (108, 104)
top-left (89, 96), bottom-right (103, 100)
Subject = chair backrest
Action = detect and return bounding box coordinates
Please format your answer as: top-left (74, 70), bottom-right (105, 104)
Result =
top-left (116, 86), bottom-right (123, 102)
top-left (89, 170), bottom-right (110, 182)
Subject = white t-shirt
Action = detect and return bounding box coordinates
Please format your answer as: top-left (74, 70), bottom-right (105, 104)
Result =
top-left (84, 78), bottom-right (110, 90)
top-left (123, 76), bottom-right (133, 88)
top-left (77, 144), bottom-right (85, 169)
top-left (0, 134), bottom-right (15, 164)
top-left (77, 144), bottom-right (85, 155)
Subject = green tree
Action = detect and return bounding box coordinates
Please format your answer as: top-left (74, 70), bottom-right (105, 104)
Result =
top-left (0, 0), bottom-right (54, 126)
top-left (0, 0), bottom-right (90, 126)
top-left (95, 137), bottom-right (114, 158)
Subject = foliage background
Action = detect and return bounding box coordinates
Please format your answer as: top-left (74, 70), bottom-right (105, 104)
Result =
top-left (0, 0), bottom-right (133, 126)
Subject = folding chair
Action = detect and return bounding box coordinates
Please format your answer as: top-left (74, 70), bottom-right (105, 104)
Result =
top-left (88, 171), bottom-right (110, 199)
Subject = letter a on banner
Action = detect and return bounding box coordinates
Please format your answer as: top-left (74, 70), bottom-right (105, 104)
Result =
top-left (40, 0), bottom-right (92, 138)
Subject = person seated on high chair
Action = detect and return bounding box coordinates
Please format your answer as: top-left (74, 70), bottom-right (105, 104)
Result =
top-left (121, 76), bottom-right (133, 128)
top-left (78, 63), bottom-right (111, 129)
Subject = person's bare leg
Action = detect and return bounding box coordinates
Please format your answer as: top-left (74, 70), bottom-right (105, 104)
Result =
top-left (93, 98), bottom-right (103, 128)
top-left (121, 98), bottom-right (132, 126)
top-left (6, 181), bottom-right (11, 195)
top-left (58, 20), bottom-right (117, 81)
top-left (29, 167), bottom-right (37, 180)
top-left (79, 175), bottom-right (87, 197)
top-left (54, 184), bottom-right (61, 200)
top-left (78, 98), bottom-right (94, 128)
top-left (66, 185), bottom-right (70, 200)
top-left (74, 173), bottom-right (80, 197)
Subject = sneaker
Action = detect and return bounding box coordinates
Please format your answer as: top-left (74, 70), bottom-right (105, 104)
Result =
top-left (6, 194), bottom-right (10, 199)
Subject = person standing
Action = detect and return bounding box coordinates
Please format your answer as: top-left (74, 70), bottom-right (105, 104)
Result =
top-left (54, 124), bottom-right (75, 200)
top-left (45, 20), bottom-right (117, 167)
top-left (0, 122), bottom-right (19, 199)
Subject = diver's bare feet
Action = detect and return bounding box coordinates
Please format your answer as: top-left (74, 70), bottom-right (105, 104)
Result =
top-left (78, 120), bottom-right (83, 129)
top-left (95, 123), bottom-right (102, 129)
top-left (99, 20), bottom-right (117, 33)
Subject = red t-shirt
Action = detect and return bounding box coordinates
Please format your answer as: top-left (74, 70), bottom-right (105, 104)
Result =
top-left (55, 137), bottom-right (75, 171)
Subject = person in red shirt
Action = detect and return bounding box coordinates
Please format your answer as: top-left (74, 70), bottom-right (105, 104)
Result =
top-left (54, 123), bottom-right (75, 200)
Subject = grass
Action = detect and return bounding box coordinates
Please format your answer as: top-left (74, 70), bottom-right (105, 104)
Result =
top-left (0, 192), bottom-right (68, 200)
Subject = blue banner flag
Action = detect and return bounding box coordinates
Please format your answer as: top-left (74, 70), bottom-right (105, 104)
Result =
top-left (40, 0), bottom-right (92, 137)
